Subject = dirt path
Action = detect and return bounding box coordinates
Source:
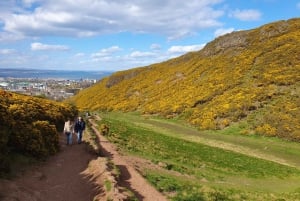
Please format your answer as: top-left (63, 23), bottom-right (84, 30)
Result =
top-left (89, 117), bottom-right (168, 201)
top-left (0, 134), bottom-right (98, 201)
top-left (0, 117), bottom-right (168, 201)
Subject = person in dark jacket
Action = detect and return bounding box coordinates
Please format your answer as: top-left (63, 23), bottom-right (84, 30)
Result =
top-left (74, 116), bottom-right (86, 144)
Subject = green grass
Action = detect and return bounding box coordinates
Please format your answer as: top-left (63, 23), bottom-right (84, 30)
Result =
top-left (97, 111), bottom-right (300, 200)
top-left (104, 179), bottom-right (112, 191)
top-left (102, 111), bottom-right (300, 168)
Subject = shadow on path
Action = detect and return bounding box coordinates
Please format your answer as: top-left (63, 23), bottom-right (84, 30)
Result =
top-left (117, 165), bottom-right (145, 201)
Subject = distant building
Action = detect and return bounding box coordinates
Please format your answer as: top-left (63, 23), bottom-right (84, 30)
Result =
top-left (0, 82), bottom-right (9, 89)
top-left (0, 77), bottom-right (96, 100)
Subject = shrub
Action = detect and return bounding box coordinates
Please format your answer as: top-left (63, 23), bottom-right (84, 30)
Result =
top-left (33, 121), bottom-right (59, 156)
top-left (255, 124), bottom-right (277, 136)
top-left (100, 124), bottom-right (110, 136)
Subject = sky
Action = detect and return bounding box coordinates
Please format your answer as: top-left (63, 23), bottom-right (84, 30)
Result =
top-left (0, 0), bottom-right (299, 72)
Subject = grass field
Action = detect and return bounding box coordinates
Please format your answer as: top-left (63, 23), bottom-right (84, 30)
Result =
top-left (96, 111), bottom-right (300, 201)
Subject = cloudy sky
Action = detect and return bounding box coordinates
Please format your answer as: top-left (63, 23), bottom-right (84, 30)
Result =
top-left (0, 0), bottom-right (299, 72)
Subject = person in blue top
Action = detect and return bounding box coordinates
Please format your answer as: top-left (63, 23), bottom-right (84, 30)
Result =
top-left (74, 116), bottom-right (86, 144)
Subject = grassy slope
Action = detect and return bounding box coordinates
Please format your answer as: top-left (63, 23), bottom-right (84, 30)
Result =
top-left (103, 112), bottom-right (300, 167)
top-left (70, 18), bottom-right (300, 141)
top-left (97, 111), bottom-right (300, 200)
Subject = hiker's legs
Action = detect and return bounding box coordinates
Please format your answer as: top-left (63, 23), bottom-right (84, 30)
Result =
top-left (77, 131), bottom-right (83, 144)
top-left (66, 132), bottom-right (72, 145)
top-left (68, 132), bottom-right (72, 145)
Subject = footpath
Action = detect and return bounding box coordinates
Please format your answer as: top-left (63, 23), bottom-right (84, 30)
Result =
top-left (0, 135), bottom-right (98, 201)
top-left (0, 116), bottom-right (167, 201)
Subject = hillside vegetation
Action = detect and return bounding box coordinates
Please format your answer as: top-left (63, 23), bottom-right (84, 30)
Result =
top-left (70, 18), bottom-right (300, 141)
top-left (0, 90), bottom-right (78, 176)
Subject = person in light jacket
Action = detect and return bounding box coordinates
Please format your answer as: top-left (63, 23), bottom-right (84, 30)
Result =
top-left (63, 118), bottom-right (74, 145)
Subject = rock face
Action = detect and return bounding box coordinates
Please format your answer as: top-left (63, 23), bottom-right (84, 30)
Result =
top-left (202, 19), bottom-right (298, 57)
top-left (201, 30), bottom-right (249, 57)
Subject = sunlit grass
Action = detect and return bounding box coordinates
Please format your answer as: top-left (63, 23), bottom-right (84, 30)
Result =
top-left (98, 111), bottom-right (300, 200)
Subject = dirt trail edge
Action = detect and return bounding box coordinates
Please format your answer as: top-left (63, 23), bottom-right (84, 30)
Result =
top-left (89, 116), bottom-right (168, 201)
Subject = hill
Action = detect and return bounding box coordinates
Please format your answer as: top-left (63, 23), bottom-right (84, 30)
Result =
top-left (70, 18), bottom-right (300, 141)
top-left (0, 90), bottom-right (78, 176)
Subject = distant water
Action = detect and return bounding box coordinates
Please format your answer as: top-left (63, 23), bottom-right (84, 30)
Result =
top-left (0, 68), bottom-right (113, 80)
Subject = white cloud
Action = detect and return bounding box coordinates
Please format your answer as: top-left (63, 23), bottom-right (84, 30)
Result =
top-left (1, 0), bottom-right (224, 39)
top-left (92, 56), bottom-right (113, 62)
top-left (168, 44), bottom-right (205, 54)
top-left (129, 51), bottom-right (156, 58)
top-left (91, 46), bottom-right (122, 58)
top-left (150, 44), bottom-right (161, 50)
top-left (0, 52), bottom-right (33, 66)
top-left (297, 2), bottom-right (300, 9)
top-left (0, 30), bottom-right (26, 42)
top-left (230, 9), bottom-right (262, 21)
top-left (214, 27), bottom-right (235, 37)
top-left (72, 43), bottom-right (206, 71)
top-left (31, 42), bottom-right (69, 51)
top-left (0, 49), bottom-right (16, 55)
top-left (0, 1), bottom-right (19, 16)
top-left (74, 53), bottom-right (85, 57)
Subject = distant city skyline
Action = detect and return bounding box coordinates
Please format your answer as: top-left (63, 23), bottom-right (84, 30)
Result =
top-left (0, 0), bottom-right (299, 72)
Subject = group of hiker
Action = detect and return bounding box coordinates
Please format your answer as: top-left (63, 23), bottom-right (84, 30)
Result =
top-left (63, 116), bottom-right (86, 145)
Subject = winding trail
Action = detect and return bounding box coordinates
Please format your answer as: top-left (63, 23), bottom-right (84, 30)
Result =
top-left (89, 116), bottom-right (168, 201)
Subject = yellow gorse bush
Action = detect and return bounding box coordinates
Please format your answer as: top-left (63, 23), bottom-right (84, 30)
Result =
top-left (0, 89), bottom-right (78, 173)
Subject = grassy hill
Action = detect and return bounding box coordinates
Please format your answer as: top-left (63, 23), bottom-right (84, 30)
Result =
top-left (70, 18), bottom-right (300, 141)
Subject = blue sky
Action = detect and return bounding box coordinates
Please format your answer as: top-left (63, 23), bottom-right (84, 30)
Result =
top-left (0, 0), bottom-right (299, 72)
